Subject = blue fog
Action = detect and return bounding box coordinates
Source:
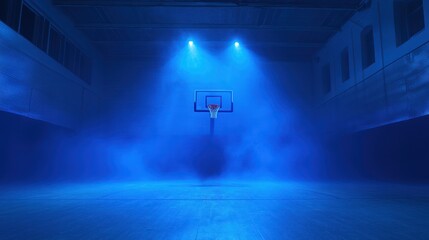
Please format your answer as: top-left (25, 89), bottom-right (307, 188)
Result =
top-left (60, 43), bottom-right (320, 181)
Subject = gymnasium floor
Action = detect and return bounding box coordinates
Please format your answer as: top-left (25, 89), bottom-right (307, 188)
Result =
top-left (0, 181), bottom-right (428, 240)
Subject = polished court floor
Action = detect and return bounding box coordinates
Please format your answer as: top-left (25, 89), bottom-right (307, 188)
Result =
top-left (0, 181), bottom-right (428, 240)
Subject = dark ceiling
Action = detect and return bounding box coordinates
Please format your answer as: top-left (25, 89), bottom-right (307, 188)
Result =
top-left (53, 0), bottom-right (368, 61)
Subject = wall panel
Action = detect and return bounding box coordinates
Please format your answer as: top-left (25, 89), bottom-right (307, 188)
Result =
top-left (314, 0), bottom-right (429, 132)
top-left (0, 19), bottom-right (99, 129)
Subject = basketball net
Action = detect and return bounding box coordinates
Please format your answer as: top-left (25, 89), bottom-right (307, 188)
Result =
top-left (208, 104), bottom-right (220, 119)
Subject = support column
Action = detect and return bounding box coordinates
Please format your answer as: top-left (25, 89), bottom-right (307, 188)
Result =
top-left (210, 118), bottom-right (215, 136)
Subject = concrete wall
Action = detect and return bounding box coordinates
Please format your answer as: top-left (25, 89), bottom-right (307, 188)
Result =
top-left (314, 0), bottom-right (429, 132)
top-left (0, 0), bottom-right (103, 129)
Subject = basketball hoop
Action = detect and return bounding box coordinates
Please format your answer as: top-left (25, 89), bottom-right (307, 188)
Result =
top-left (208, 104), bottom-right (220, 119)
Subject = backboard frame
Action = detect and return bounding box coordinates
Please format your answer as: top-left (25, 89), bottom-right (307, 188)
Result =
top-left (194, 90), bottom-right (234, 113)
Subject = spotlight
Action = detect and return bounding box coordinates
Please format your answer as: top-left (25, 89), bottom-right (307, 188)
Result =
top-left (234, 41), bottom-right (240, 48)
top-left (188, 41), bottom-right (194, 47)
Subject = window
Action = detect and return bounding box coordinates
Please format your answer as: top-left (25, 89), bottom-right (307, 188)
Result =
top-left (48, 26), bottom-right (65, 64)
top-left (341, 47), bottom-right (350, 82)
top-left (34, 18), bottom-right (50, 51)
top-left (394, 0), bottom-right (425, 46)
top-left (0, 1), bottom-right (7, 23)
top-left (322, 64), bottom-right (331, 94)
top-left (16, 4), bottom-right (49, 51)
top-left (64, 40), bottom-right (78, 72)
top-left (64, 42), bottom-right (92, 84)
top-left (361, 26), bottom-right (375, 69)
top-left (0, 0), bottom-right (22, 30)
top-left (19, 4), bottom-right (37, 43)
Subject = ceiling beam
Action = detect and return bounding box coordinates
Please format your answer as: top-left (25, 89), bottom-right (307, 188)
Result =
top-left (100, 52), bottom-right (314, 61)
top-left (53, 0), bottom-right (361, 11)
top-left (76, 23), bottom-right (339, 32)
top-left (93, 41), bottom-right (324, 48)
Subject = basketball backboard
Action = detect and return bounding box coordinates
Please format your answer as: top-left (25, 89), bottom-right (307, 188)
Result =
top-left (194, 90), bottom-right (233, 112)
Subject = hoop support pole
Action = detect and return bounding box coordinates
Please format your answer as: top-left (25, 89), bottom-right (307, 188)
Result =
top-left (210, 118), bottom-right (215, 136)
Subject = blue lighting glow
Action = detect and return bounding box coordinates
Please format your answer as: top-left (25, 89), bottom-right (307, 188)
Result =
top-left (188, 40), bottom-right (194, 47)
top-left (234, 41), bottom-right (240, 48)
